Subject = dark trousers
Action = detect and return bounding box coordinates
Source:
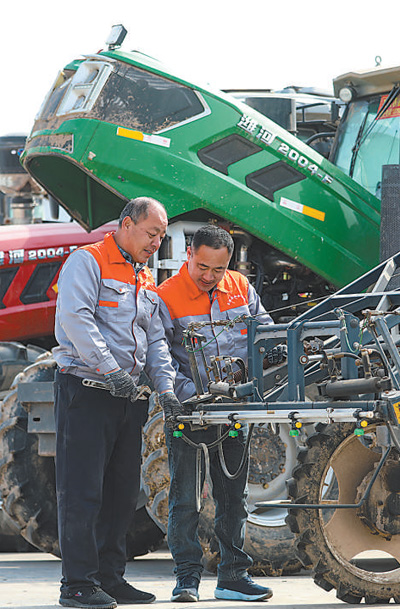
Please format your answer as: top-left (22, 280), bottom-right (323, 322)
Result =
top-left (54, 370), bottom-right (148, 593)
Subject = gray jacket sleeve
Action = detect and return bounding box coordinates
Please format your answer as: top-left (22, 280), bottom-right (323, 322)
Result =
top-left (56, 249), bottom-right (119, 374)
top-left (158, 298), bottom-right (196, 400)
top-left (248, 283), bottom-right (274, 325)
top-left (144, 301), bottom-right (176, 394)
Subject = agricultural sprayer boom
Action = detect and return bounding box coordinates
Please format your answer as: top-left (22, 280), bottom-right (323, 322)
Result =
top-left (176, 252), bottom-right (400, 604)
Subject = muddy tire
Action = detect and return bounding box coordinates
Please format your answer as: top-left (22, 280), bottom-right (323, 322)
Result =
top-left (286, 423), bottom-right (400, 603)
top-left (126, 506), bottom-right (165, 558)
top-left (0, 341), bottom-right (46, 394)
top-left (0, 505), bottom-right (36, 552)
top-left (142, 397), bottom-right (302, 576)
top-left (0, 359), bottom-right (165, 557)
top-left (0, 356), bottom-right (59, 553)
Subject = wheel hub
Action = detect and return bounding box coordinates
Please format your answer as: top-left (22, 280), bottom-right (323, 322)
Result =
top-left (356, 457), bottom-right (400, 538)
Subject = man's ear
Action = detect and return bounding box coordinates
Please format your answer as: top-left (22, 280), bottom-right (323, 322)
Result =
top-left (187, 246), bottom-right (191, 260)
top-left (122, 216), bottom-right (131, 230)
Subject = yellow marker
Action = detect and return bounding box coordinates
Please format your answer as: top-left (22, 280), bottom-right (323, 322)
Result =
top-left (178, 423), bottom-right (185, 430)
top-left (116, 126), bottom-right (170, 148)
top-left (360, 419), bottom-right (368, 428)
top-left (393, 401), bottom-right (400, 424)
top-left (280, 197), bottom-right (325, 222)
top-left (295, 421), bottom-right (302, 429)
top-left (117, 127), bottom-right (144, 141)
top-left (234, 422), bottom-right (242, 429)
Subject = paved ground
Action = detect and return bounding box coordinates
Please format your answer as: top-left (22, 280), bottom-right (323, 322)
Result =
top-left (0, 547), bottom-right (369, 609)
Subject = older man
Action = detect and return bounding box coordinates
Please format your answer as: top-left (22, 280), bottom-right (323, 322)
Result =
top-left (53, 197), bottom-right (180, 608)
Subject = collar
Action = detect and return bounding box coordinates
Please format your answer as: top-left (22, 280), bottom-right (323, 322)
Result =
top-left (179, 262), bottom-right (230, 299)
top-left (105, 232), bottom-right (145, 273)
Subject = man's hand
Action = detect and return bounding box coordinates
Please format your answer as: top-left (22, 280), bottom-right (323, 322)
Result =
top-left (104, 368), bottom-right (137, 402)
top-left (266, 344), bottom-right (288, 366)
top-left (159, 392), bottom-right (184, 429)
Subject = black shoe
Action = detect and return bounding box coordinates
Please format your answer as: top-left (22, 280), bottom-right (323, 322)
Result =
top-left (171, 575), bottom-right (200, 602)
top-left (104, 581), bottom-right (155, 604)
top-left (59, 586), bottom-right (117, 608)
top-left (214, 575), bottom-right (273, 601)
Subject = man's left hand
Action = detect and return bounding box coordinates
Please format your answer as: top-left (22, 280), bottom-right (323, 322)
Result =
top-left (159, 392), bottom-right (184, 429)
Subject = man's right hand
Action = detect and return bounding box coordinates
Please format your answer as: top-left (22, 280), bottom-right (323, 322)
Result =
top-left (159, 392), bottom-right (184, 429)
top-left (104, 368), bottom-right (137, 401)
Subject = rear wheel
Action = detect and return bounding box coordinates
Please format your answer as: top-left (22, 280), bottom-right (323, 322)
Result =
top-left (0, 341), bottom-right (46, 394)
top-left (0, 356), bottom-right (59, 553)
top-left (286, 423), bottom-right (400, 603)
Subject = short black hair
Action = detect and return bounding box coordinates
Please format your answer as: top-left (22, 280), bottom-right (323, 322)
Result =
top-left (118, 196), bottom-right (165, 226)
top-left (191, 225), bottom-right (234, 256)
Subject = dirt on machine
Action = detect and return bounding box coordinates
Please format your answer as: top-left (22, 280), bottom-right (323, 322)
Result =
top-left (1, 24), bottom-right (400, 599)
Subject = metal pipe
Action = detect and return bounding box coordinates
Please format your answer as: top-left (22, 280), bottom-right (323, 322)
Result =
top-left (256, 446), bottom-right (391, 510)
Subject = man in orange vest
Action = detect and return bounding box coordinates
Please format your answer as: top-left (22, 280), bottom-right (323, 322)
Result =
top-left (158, 225), bottom-right (284, 602)
top-left (53, 197), bottom-right (179, 608)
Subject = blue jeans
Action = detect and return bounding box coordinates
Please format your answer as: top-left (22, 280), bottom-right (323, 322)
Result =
top-left (166, 425), bottom-right (252, 582)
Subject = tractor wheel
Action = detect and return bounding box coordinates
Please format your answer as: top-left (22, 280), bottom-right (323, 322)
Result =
top-left (0, 358), bottom-right (164, 557)
top-left (0, 341), bottom-right (46, 394)
top-left (0, 503), bottom-right (36, 551)
top-left (0, 356), bottom-right (59, 553)
top-left (142, 397), bottom-right (303, 576)
top-left (286, 423), bottom-right (400, 604)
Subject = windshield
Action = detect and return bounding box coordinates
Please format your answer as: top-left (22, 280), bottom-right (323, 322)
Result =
top-left (331, 95), bottom-right (400, 197)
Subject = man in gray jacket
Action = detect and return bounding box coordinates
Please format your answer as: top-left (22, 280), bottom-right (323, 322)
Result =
top-left (53, 197), bottom-right (180, 609)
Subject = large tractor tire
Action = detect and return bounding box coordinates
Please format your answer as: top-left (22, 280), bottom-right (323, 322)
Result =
top-left (0, 341), bottom-right (46, 394)
top-left (0, 357), bottom-right (164, 557)
top-left (142, 397), bottom-right (303, 576)
top-left (0, 341), bottom-right (46, 551)
top-left (0, 356), bottom-right (59, 553)
top-left (0, 503), bottom-right (36, 552)
top-left (286, 423), bottom-right (400, 604)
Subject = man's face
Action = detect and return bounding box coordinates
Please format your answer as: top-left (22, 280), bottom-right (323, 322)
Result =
top-left (187, 244), bottom-right (231, 292)
top-left (119, 204), bottom-right (168, 263)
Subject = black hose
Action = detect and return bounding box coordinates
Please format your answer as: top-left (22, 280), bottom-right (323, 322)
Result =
top-left (217, 423), bottom-right (254, 480)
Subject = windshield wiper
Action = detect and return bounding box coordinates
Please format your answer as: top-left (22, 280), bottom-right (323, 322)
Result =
top-left (349, 84), bottom-right (400, 177)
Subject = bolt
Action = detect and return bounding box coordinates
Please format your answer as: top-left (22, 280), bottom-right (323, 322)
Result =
top-left (259, 347), bottom-right (265, 353)
top-left (263, 483), bottom-right (269, 489)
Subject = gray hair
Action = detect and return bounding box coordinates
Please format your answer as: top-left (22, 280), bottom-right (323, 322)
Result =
top-left (118, 196), bottom-right (166, 226)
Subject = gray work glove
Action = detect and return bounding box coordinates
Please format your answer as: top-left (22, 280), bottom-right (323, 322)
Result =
top-left (104, 368), bottom-right (138, 402)
top-left (159, 391), bottom-right (184, 429)
top-left (266, 344), bottom-right (288, 366)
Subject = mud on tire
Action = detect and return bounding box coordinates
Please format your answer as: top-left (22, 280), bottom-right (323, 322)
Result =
top-left (286, 423), bottom-right (400, 604)
top-left (0, 356), bottom-right (59, 553)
